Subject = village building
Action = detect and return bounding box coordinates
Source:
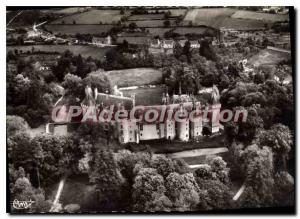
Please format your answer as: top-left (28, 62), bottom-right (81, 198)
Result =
top-left (148, 38), bottom-right (175, 55)
top-left (92, 35), bottom-right (114, 47)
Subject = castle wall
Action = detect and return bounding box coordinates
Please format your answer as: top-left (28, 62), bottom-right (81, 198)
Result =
top-left (176, 119), bottom-right (189, 141)
top-left (209, 103), bottom-right (221, 134)
top-left (117, 119), bottom-right (137, 144)
top-left (139, 123), bottom-right (164, 140)
top-left (53, 124), bottom-right (68, 136)
top-left (165, 119), bottom-right (176, 140)
top-left (190, 116), bottom-right (203, 139)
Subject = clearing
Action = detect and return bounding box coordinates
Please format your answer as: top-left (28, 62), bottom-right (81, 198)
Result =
top-left (104, 68), bottom-right (163, 87)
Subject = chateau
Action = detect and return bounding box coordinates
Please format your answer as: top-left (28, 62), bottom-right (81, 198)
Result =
top-left (48, 85), bottom-right (221, 144)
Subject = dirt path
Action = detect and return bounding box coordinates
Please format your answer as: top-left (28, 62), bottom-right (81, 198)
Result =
top-left (164, 147), bottom-right (228, 159)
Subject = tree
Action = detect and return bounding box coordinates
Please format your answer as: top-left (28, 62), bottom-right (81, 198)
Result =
top-left (205, 156), bottom-right (230, 185)
top-left (89, 149), bottom-right (123, 211)
top-left (6, 115), bottom-right (29, 136)
top-left (183, 40), bottom-right (191, 62)
top-left (199, 39), bottom-right (217, 61)
top-left (242, 144), bottom-right (275, 207)
top-left (165, 172), bottom-right (200, 211)
top-left (10, 167), bottom-right (51, 213)
top-left (128, 22), bottom-right (137, 31)
top-left (62, 73), bottom-right (84, 98)
top-left (173, 41), bottom-right (183, 59)
top-left (234, 105), bottom-right (264, 143)
top-left (83, 73), bottom-right (111, 94)
top-left (7, 132), bottom-right (36, 178)
top-left (150, 155), bottom-right (176, 178)
top-left (132, 168), bottom-right (166, 211)
top-left (163, 19), bottom-right (170, 27)
top-left (196, 178), bottom-right (233, 210)
top-left (258, 124), bottom-right (292, 171)
top-left (273, 171), bottom-right (294, 206)
top-left (31, 134), bottom-right (77, 187)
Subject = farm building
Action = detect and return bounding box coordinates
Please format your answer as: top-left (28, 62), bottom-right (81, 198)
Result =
top-left (148, 38), bottom-right (174, 54)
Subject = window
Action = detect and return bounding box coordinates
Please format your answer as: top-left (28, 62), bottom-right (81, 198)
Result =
top-left (140, 124), bottom-right (143, 131)
top-left (156, 123), bottom-right (160, 130)
top-left (120, 124), bottom-right (123, 129)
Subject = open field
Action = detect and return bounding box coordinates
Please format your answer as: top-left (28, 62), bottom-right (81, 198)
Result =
top-left (51, 7), bottom-right (88, 14)
top-left (128, 14), bottom-right (165, 20)
top-left (220, 17), bottom-right (266, 31)
top-left (145, 27), bottom-right (173, 37)
top-left (7, 45), bottom-right (111, 60)
top-left (183, 8), bottom-right (236, 28)
top-left (50, 9), bottom-right (129, 24)
top-left (45, 24), bottom-right (113, 35)
top-left (183, 8), bottom-right (288, 30)
top-left (248, 48), bottom-right (291, 67)
top-left (232, 10), bottom-right (289, 22)
top-left (173, 26), bottom-right (215, 35)
top-left (104, 68), bottom-right (162, 87)
top-left (121, 86), bottom-right (165, 106)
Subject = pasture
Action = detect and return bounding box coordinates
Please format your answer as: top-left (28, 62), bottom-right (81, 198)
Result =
top-left (220, 17), bottom-right (266, 30)
top-left (173, 27), bottom-right (212, 35)
top-left (7, 45), bottom-right (111, 60)
top-left (231, 10), bottom-right (289, 22)
top-left (146, 27), bottom-right (173, 37)
top-left (183, 8), bottom-right (236, 28)
top-left (128, 14), bottom-right (165, 20)
top-left (50, 9), bottom-right (129, 24)
top-left (45, 24), bottom-right (113, 35)
top-left (104, 68), bottom-right (163, 87)
top-left (183, 8), bottom-right (288, 30)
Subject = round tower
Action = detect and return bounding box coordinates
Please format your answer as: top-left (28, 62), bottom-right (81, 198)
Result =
top-left (176, 104), bottom-right (189, 141)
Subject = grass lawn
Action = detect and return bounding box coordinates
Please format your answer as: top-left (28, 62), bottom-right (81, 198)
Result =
top-left (104, 68), bottom-right (163, 87)
top-left (121, 85), bottom-right (165, 106)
